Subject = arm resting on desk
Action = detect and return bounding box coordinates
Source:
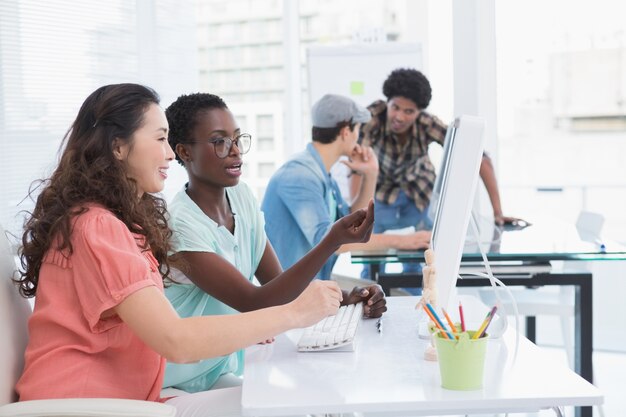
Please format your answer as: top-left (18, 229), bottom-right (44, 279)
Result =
top-left (338, 230), bottom-right (430, 253)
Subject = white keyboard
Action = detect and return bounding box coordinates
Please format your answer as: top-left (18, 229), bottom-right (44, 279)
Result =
top-left (297, 302), bottom-right (363, 352)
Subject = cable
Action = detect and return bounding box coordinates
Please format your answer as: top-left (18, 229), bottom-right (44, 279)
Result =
top-left (465, 212), bottom-right (520, 365)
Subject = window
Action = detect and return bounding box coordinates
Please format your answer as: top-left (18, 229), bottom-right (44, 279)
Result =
top-left (258, 162), bottom-right (275, 177)
top-left (255, 114), bottom-right (274, 151)
top-left (256, 114), bottom-right (274, 135)
top-left (235, 115), bottom-right (248, 132)
top-left (495, 0), bottom-right (626, 241)
top-left (0, 0), bottom-right (197, 240)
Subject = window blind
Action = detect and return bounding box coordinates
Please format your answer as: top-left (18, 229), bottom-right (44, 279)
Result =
top-left (0, 0), bottom-right (198, 242)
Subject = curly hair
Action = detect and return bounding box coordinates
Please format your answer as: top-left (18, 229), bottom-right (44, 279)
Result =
top-left (17, 83), bottom-right (173, 298)
top-left (165, 93), bottom-right (228, 166)
top-left (382, 68), bottom-right (432, 110)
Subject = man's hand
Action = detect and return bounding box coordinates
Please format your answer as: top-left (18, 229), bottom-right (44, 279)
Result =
top-left (342, 145), bottom-right (379, 178)
top-left (494, 214), bottom-right (530, 227)
top-left (343, 284), bottom-right (387, 318)
top-left (396, 230), bottom-right (431, 250)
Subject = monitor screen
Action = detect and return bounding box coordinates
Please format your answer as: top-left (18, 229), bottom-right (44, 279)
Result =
top-left (430, 116), bottom-right (485, 311)
top-left (427, 123), bottom-right (456, 222)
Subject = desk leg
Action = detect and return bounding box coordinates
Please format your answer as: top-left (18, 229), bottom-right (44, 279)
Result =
top-left (376, 273), bottom-right (423, 297)
top-left (525, 316), bottom-right (536, 343)
top-left (370, 264), bottom-right (378, 288)
top-left (370, 263), bottom-right (380, 282)
top-left (575, 274), bottom-right (593, 417)
top-left (576, 275), bottom-right (593, 386)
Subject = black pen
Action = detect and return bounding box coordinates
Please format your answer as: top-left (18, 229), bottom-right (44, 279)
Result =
top-left (376, 318), bottom-right (383, 333)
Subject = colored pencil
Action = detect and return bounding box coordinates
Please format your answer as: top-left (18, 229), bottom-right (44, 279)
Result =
top-left (477, 305), bottom-right (498, 338)
top-left (473, 305), bottom-right (498, 339)
top-left (422, 306), bottom-right (450, 340)
top-left (441, 307), bottom-right (458, 337)
top-left (459, 301), bottom-right (466, 332)
top-left (426, 303), bottom-right (455, 340)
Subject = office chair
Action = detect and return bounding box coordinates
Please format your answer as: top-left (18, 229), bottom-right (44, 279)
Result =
top-left (0, 223), bottom-right (176, 417)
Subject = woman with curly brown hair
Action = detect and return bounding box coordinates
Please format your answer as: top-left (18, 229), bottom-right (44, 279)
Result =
top-left (14, 83), bottom-right (374, 416)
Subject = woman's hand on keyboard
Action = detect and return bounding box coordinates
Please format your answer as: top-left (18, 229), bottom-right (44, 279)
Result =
top-left (289, 280), bottom-right (343, 328)
top-left (343, 284), bottom-right (388, 318)
top-left (328, 199), bottom-right (375, 246)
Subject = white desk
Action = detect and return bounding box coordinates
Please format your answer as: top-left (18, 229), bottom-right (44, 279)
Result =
top-left (242, 296), bottom-right (602, 416)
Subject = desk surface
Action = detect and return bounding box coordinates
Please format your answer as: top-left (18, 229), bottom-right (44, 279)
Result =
top-left (352, 217), bottom-right (626, 264)
top-left (241, 296), bottom-right (602, 416)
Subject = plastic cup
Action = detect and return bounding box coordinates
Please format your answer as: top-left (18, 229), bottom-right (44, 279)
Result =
top-left (433, 330), bottom-right (488, 390)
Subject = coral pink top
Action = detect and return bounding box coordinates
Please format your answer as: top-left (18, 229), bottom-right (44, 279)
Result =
top-left (17, 206), bottom-right (166, 401)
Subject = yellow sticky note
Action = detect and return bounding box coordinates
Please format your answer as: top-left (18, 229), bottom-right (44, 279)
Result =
top-left (350, 81), bottom-right (364, 95)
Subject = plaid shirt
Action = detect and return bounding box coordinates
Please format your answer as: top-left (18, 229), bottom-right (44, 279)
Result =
top-left (360, 100), bottom-right (448, 211)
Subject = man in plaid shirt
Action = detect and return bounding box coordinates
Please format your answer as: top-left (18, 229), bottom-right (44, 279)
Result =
top-left (355, 68), bottom-right (524, 279)
top-left (263, 94), bottom-right (431, 281)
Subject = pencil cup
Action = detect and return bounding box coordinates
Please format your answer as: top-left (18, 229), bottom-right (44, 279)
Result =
top-left (433, 330), bottom-right (488, 390)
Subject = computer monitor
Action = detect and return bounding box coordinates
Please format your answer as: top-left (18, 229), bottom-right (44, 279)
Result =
top-left (430, 116), bottom-right (485, 311)
top-left (427, 124), bottom-right (455, 222)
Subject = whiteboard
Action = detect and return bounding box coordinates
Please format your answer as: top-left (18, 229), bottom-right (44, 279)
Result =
top-left (306, 43), bottom-right (423, 108)
top-left (309, 43), bottom-right (423, 201)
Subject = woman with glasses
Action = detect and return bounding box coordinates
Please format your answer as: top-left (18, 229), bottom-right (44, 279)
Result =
top-left (163, 93), bottom-right (387, 394)
top-left (15, 84), bottom-right (362, 416)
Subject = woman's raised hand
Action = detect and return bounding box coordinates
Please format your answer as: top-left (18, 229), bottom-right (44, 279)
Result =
top-left (327, 199), bottom-right (375, 246)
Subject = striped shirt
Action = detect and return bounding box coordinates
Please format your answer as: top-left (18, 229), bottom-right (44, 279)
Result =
top-left (360, 100), bottom-right (448, 211)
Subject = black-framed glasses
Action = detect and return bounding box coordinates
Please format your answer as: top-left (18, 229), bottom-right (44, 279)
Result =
top-left (187, 133), bottom-right (252, 159)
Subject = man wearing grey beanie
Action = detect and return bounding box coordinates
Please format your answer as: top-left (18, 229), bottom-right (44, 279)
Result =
top-left (262, 94), bottom-right (430, 281)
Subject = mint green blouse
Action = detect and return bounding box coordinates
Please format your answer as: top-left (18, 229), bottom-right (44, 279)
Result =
top-left (163, 182), bottom-right (266, 392)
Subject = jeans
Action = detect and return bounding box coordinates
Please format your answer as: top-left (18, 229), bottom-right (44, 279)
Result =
top-left (362, 191), bottom-right (433, 295)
